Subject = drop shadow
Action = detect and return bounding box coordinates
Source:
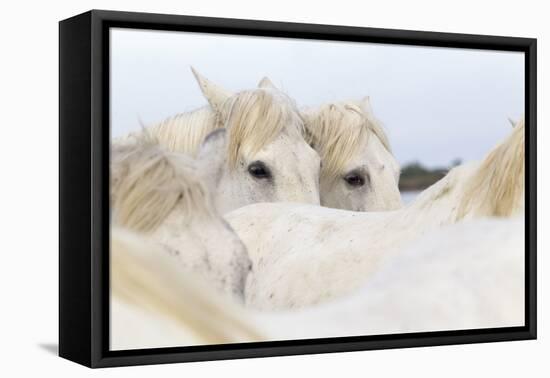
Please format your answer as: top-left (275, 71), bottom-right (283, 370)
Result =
top-left (38, 343), bottom-right (58, 356)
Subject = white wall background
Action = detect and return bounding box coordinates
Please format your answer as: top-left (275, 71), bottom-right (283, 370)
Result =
top-left (0, 0), bottom-right (547, 376)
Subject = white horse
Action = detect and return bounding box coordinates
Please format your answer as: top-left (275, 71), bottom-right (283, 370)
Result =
top-left (117, 69), bottom-right (321, 214)
top-left (110, 138), bottom-right (252, 301)
top-left (302, 97), bottom-right (402, 211)
top-left (110, 216), bottom-right (524, 349)
top-left (110, 228), bottom-right (262, 350)
top-left (226, 119), bottom-right (525, 310)
top-left (256, 216), bottom-right (525, 339)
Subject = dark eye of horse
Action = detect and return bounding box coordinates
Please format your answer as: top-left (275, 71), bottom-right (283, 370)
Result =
top-left (248, 161), bottom-right (272, 179)
top-left (344, 173), bottom-right (365, 187)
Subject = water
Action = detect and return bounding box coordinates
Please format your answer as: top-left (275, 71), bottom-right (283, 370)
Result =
top-left (401, 191), bottom-right (421, 205)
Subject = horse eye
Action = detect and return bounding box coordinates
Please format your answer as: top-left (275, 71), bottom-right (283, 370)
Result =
top-left (344, 173), bottom-right (365, 187)
top-left (247, 161), bottom-right (272, 179)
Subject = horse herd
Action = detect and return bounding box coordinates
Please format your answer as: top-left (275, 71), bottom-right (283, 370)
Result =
top-left (110, 68), bottom-right (525, 350)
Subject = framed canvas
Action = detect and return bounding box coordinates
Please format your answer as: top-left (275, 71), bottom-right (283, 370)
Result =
top-left (59, 9), bottom-right (537, 368)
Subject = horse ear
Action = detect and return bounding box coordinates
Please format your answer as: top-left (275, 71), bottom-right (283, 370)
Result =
top-left (299, 108), bottom-right (318, 147)
top-left (191, 67), bottom-right (232, 114)
top-left (359, 96), bottom-right (374, 115)
top-left (197, 128), bottom-right (227, 159)
top-left (299, 108), bottom-right (315, 127)
top-left (196, 129), bottom-right (228, 186)
top-left (258, 77), bottom-right (277, 89)
top-left (508, 117), bottom-right (517, 128)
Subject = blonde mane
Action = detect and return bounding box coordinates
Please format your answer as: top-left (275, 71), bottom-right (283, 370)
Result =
top-left (222, 89), bottom-right (304, 167)
top-left (304, 102), bottom-right (391, 182)
top-left (110, 135), bottom-right (214, 233)
top-left (456, 118), bottom-right (525, 219)
top-left (143, 88), bottom-right (303, 167)
top-left (148, 106), bottom-right (218, 156)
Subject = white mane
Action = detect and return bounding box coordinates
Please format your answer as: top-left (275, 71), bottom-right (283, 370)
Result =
top-left (110, 136), bottom-right (214, 233)
top-left (407, 117), bottom-right (525, 222)
top-left (123, 88), bottom-right (304, 168)
top-left (147, 106), bottom-right (216, 155)
top-left (303, 101), bottom-right (391, 182)
top-left (222, 88), bottom-right (304, 167)
top-left (456, 118), bottom-right (525, 218)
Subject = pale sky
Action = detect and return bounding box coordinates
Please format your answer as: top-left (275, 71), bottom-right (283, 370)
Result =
top-left (110, 28), bottom-right (524, 168)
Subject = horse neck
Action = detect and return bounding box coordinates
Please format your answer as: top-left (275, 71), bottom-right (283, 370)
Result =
top-left (400, 139), bottom-right (524, 230)
top-left (399, 119), bottom-right (524, 228)
top-left (149, 209), bottom-right (218, 262)
top-left (397, 163), bottom-right (480, 229)
top-left (149, 208), bottom-right (251, 301)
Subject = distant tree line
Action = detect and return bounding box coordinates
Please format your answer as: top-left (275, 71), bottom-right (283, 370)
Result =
top-left (399, 159), bottom-right (462, 192)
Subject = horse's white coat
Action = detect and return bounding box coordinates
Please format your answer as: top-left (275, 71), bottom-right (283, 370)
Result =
top-left (109, 126), bottom-right (524, 347)
top-left (254, 217), bottom-right (525, 338)
top-left (226, 120), bottom-right (525, 309)
top-left (111, 217), bottom-right (524, 349)
top-left (108, 71), bottom-right (526, 347)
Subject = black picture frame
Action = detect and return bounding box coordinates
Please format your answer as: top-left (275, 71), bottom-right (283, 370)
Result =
top-left (59, 9), bottom-right (537, 368)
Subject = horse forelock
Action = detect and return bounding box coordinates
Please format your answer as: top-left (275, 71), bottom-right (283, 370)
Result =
top-left (304, 101), bottom-right (392, 182)
top-left (111, 137), bottom-right (215, 233)
top-left (222, 88), bottom-right (304, 167)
